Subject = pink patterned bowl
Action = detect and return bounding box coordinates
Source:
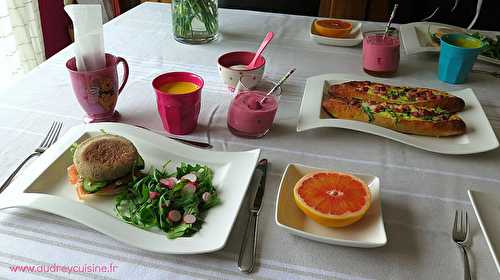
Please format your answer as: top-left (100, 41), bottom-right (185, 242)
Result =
top-left (217, 51), bottom-right (266, 92)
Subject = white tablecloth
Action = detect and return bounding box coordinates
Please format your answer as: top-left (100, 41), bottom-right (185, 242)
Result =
top-left (1, 3), bottom-right (500, 279)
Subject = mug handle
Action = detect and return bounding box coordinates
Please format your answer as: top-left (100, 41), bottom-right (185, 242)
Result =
top-left (116, 57), bottom-right (129, 95)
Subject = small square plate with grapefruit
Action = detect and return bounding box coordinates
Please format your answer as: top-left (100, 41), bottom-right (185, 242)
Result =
top-left (310, 19), bottom-right (363, 47)
top-left (275, 163), bottom-right (387, 248)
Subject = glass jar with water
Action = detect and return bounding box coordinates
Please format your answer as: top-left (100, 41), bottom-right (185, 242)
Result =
top-left (171, 0), bottom-right (219, 44)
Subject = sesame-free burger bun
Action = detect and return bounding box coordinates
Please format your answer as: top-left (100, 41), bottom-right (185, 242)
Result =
top-left (73, 134), bottom-right (139, 181)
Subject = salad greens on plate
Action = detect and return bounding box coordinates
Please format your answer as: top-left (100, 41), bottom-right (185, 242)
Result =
top-left (115, 161), bottom-right (220, 239)
top-left (471, 32), bottom-right (500, 60)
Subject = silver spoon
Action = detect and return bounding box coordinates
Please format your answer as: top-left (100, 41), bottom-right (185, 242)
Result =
top-left (259, 68), bottom-right (296, 104)
top-left (383, 4), bottom-right (399, 39)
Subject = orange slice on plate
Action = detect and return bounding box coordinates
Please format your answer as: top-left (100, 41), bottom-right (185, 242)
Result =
top-left (314, 19), bottom-right (353, 38)
top-left (293, 171), bottom-right (371, 227)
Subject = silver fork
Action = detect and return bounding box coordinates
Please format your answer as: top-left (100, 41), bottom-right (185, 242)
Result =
top-left (0, 121), bottom-right (63, 193)
top-left (452, 210), bottom-right (472, 280)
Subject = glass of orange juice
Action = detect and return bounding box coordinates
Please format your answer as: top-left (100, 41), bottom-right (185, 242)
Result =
top-left (152, 72), bottom-right (204, 135)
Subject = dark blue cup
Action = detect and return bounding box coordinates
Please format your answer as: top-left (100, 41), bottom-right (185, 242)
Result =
top-left (438, 34), bottom-right (484, 84)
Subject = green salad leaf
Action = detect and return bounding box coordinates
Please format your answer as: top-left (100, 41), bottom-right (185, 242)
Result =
top-left (82, 179), bottom-right (108, 193)
top-left (471, 32), bottom-right (500, 60)
top-left (115, 161), bottom-right (220, 239)
top-left (361, 103), bottom-right (374, 122)
top-left (167, 223), bottom-right (192, 239)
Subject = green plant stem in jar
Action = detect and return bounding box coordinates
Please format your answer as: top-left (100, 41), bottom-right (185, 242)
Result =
top-left (172, 0), bottom-right (219, 44)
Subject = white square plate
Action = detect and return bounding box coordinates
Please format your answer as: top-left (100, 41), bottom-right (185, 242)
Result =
top-left (275, 163), bottom-right (386, 248)
top-left (297, 73), bottom-right (499, 154)
top-left (400, 22), bottom-right (500, 65)
top-left (468, 190), bottom-right (500, 275)
top-left (0, 123), bottom-right (260, 254)
top-left (310, 19), bottom-right (363, 47)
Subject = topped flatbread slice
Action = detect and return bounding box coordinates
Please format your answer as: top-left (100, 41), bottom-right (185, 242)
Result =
top-left (329, 81), bottom-right (465, 113)
top-left (322, 97), bottom-right (466, 137)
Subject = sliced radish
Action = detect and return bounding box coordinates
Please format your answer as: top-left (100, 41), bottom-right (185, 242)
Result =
top-left (183, 214), bottom-right (196, 224)
top-left (202, 192), bottom-right (211, 202)
top-left (167, 210), bottom-right (181, 222)
top-left (183, 182), bottom-right (197, 193)
top-left (149, 191), bottom-right (160, 200)
top-left (160, 177), bottom-right (177, 189)
top-left (181, 173), bottom-right (197, 182)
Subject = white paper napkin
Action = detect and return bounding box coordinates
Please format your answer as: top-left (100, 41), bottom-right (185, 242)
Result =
top-left (64, 4), bottom-right (106, 71)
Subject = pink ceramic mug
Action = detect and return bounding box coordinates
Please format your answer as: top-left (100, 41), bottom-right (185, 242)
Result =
top-left (152, 72), bottom-right (203, 135)
top-left (66, 53), bottom-right (129, 123)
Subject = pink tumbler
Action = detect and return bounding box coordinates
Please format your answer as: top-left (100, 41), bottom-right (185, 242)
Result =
top-left (152, 72), bottom-right (203, 135)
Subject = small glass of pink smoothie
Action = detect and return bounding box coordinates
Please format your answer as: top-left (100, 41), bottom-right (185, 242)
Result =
top-left (227, 83), bottom-right (279, 138)
top-left (362, 29), bottom-right (400, 77)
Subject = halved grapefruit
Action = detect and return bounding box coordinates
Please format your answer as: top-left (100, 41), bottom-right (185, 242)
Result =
top-left (314, 19), bottom-right (352, 38)
top-left (293, 171), bottom-right (371, 228)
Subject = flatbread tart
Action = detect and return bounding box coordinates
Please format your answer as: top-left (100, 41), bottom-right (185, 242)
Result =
top-left (322, 97), bottom-right (466, 137)
top-left (329, 81), bottom-right (465, 113)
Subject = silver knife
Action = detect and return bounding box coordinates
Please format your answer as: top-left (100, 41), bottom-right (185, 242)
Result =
top-left (131, 124), bottom-right (212, 149)
top-left (238, 159), bottom-right (268, 273)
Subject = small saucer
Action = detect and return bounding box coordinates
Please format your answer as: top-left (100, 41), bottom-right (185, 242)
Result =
top-left (275, 163), bottom-right (387, 248)
top-left (83, 111), bottom-right (120, 124)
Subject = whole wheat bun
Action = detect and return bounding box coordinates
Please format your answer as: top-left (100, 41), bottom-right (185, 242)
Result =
top-left (73, 134), bottom-right (139, 181)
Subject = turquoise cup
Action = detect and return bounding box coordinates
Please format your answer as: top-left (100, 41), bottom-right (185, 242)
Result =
top-left (438, 33), bottom-right (483, 84)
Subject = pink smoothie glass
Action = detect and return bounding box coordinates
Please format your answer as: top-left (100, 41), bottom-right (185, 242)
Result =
top-left (362, 29), bottom-right (400, 77)
top-left (227, 80), bottom-right (280, 138)
top-left (152, 72), bottom-right (203, 135)
top-left (66, 53), bottom-right (129, 123)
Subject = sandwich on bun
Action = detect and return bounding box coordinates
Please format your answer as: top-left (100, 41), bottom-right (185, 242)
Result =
top-left (67, 134), bottom-right (144, 200)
